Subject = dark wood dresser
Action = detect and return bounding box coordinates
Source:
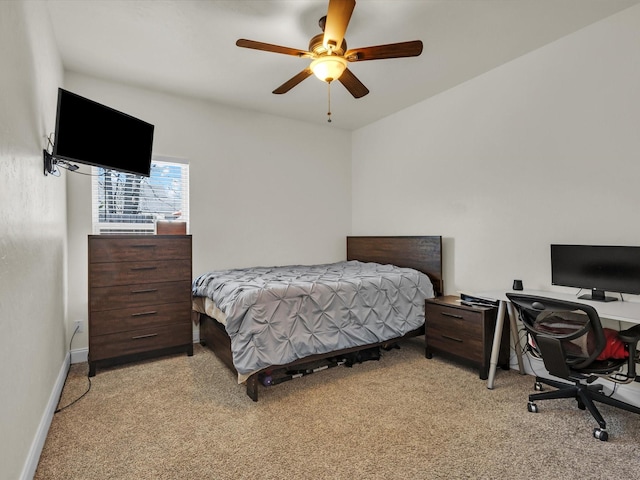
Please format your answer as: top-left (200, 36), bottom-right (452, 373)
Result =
top-left (425, 295), bottom-right (509, 379)
top-left (88, 234), bottom-right (193, 376)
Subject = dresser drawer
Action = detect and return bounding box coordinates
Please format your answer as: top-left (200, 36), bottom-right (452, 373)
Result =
top-left (89, 236), bottom-right (191, 264)
top-left (89, 323), bottom-right (193, 362)
top-left (90, 301), bottom-right (191, 336)
top-left (90, 281), bottom-right (191, 311)
top-left (89, 259), bottom-right (191, 287)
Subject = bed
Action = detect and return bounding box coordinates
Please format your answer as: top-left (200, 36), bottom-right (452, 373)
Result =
top-left (192, 236), bottom-right (443, 401)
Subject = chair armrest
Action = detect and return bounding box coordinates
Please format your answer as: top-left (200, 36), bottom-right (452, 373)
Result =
top-left (618, 324), bottom-right (640, 345)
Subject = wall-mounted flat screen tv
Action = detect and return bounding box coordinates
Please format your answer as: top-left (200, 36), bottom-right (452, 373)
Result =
top-left (52, 88), bottom-right (154, 177)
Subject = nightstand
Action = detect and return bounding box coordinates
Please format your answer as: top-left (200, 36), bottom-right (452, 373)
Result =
top-left (425, 295), bottom-right (510, 379)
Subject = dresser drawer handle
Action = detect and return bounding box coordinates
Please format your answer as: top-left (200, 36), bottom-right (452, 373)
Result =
top-left (132, 244), bottom-right (156, 248)
top-left (131, 311), bottom-right (158, 317)
top-left (441, 312), bottom-right (463, 319)
top-left (131, 288), bottom-right (159, 294)
top-left (131, 266), bottom-right (157, 271)
top-left (441, 334), bottom-right (463, 343)
top-left (131, 333), bottom-right (159, 340)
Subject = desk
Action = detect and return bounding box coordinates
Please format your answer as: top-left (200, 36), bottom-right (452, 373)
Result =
top-left (476, 289), bottom-right (640, 389)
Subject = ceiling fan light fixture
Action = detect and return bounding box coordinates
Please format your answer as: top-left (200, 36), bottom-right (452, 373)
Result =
top-left (310, 55), bottom-right (347, 83)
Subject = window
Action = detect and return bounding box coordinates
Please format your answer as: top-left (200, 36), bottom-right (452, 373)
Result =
top-left (92, 157), bottom-right (189, 234)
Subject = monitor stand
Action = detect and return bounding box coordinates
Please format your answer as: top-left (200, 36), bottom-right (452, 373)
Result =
top-left (579, 289), bottom-right (618, 302)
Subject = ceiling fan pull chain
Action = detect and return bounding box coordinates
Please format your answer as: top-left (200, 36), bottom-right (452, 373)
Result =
top-left (327, 82), bottom-right (332, 123)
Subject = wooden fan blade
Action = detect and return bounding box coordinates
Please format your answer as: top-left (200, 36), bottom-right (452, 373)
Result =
top-left (236, 39), bottom-right (311, 57)
top-left (273, 68), bottom-right (313, 94)
top-left (323, 0), bottom-right (356, 51)
top-left (338, 68), bottom-right (369, 98)
top-left (345, 40), bottom-right (423, 61)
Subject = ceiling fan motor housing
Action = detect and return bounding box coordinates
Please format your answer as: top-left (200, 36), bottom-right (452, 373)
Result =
top-left (308, 33), bottom-right (346, 57)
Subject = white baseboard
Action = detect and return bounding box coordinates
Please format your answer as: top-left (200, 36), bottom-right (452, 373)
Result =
top-left (70, 347), bottom-right (88, 364)
top-left (20, 352), bottom-right (70, 480)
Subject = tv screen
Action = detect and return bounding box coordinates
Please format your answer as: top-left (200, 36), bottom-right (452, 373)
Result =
top-left (53, 88), bottom-right (154, 177)
top-left (551, 244), bottom-right (640, 301)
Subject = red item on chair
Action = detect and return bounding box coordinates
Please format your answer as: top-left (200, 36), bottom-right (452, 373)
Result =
top-left (596, 328), bottom-right (629, 361)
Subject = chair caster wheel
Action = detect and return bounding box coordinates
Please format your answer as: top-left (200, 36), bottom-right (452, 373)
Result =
top-left (534, 382), bottom-right (543, 391)
top-left (593, 428), bottom-right (608, 441)
top-left (527, 402), bottom-right (539, 413)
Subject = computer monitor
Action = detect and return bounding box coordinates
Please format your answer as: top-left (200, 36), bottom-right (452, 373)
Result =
top-left (551, 244), bottom-right (640, 302)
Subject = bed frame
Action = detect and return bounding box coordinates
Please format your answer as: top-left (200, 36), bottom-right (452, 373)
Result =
top-left (198, 236), bottom-right (443, 401)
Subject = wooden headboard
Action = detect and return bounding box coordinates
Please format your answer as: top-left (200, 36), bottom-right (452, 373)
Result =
top-left (346, 236), bottom-right (443, 297)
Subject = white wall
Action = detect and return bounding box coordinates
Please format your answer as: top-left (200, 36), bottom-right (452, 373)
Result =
top-left (0, 2), bottom-right (65, 479)
top-left (352, 5), bottom-right (640, 298)
top-left (65, 73), bottom-right (353, 351)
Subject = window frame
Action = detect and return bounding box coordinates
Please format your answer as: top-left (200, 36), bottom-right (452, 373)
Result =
top-left (91, 156), bottom-right (189, 235)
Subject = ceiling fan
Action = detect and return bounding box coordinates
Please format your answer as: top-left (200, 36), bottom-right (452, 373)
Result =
top-left (236, 0), bottom-right (423, 116)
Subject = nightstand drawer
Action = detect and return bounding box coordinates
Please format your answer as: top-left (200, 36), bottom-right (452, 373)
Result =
top-left (425, 296), bottom-right (507, 380)
top-left (89, 323), bottom-right (193, 361)
top-left (90, 281), bottom-right (191, 311)
top-left (89, 259), bottom-right (191, 287)
top-left (89, 236), bottom-right (191, 263)
top-left (425, 304), bottom-right (482, 336)
top-left (425, 323), bottom-right (483, 361)
top-left (89, 301), bottom-right (191, 336)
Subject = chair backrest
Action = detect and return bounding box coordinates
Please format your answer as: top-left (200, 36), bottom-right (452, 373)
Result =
top-left (506, 294), bottom-right (607, 372)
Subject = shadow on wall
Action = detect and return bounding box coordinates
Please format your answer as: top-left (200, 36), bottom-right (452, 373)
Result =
top-left (442, 236), bottom-right (455, 295)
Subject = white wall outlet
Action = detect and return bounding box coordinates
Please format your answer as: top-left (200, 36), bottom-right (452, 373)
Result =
top-left (74, 320), bottom-right (84, 333)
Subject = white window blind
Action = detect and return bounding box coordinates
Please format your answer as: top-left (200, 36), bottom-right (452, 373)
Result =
top-left (91, 157), bottom-right (189, 235)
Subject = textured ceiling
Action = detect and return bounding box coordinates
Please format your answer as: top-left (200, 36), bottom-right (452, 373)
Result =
top-left (46, 0), bottom-right (640, 130)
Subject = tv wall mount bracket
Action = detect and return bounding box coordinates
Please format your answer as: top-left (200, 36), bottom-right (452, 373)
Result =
top-left (43, 149), bottom-right (79, 176)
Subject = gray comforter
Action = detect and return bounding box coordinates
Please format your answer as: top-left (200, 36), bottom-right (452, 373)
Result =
top-left (192, 260), bottom-right (434, 376)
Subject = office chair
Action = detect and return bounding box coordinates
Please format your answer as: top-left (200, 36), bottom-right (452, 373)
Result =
top-left (506, 293), bottom-right (640, 441)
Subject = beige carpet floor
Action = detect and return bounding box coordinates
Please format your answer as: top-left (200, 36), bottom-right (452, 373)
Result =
top-left (36, 338), bottom-right (640, 479)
